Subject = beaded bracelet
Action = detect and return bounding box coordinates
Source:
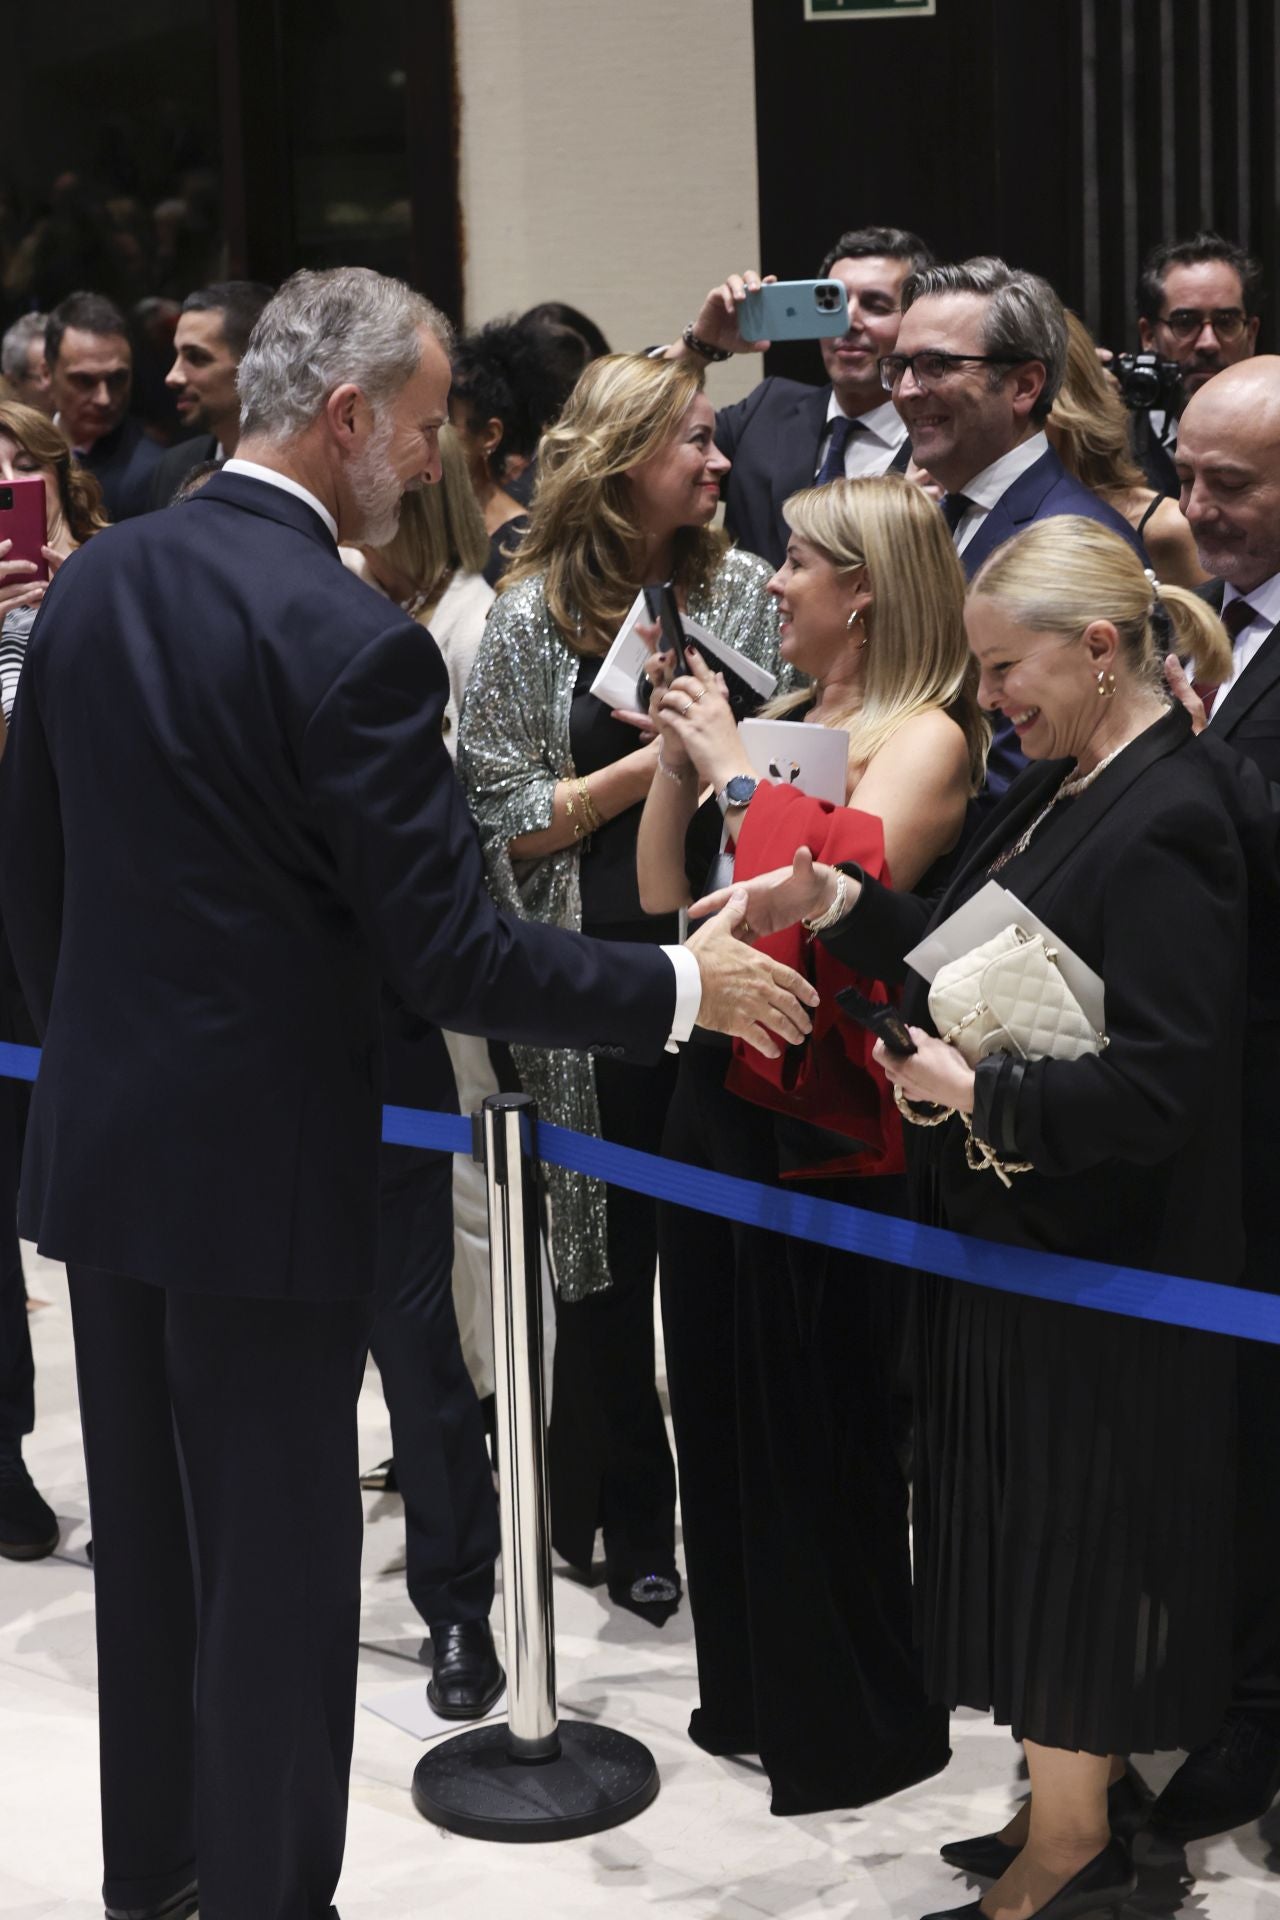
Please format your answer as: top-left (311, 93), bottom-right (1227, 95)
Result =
top-left (801, 867), bottom-right (848, 936)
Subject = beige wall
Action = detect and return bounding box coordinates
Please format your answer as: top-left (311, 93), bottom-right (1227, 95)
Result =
top-left (454, 0), bottom-right (763, 407)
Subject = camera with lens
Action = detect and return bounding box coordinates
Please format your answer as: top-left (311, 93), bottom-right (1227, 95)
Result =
top-left (1109, 351), bottom-right (1183, 412)
top-left (814, 284), bottom-right (844, 314)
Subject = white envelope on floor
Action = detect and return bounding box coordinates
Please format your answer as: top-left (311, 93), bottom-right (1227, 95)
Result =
top-left (904, 880), bottom-right (1106, 1031)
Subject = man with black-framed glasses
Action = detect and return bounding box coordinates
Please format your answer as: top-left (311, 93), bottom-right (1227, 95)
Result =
top-left (886, 256), bottom-right (1142, 798)
top-left (1128, 231), bottom-right (1263, 495)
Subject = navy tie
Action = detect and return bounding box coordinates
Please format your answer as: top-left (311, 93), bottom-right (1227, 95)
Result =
top-left (815, 414), bottom-right (861, 486)
top-left (941, 491), bottom-right (973, 535)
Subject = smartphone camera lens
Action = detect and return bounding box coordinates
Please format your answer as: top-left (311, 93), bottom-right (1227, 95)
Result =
top-left (815, 285), bottom-right (842, 313)
top-left (0, 487), bottom-right (12, 510)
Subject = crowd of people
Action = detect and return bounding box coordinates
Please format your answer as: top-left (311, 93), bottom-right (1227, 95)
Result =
top-left (0, 220), bottom-right (1276, 1920)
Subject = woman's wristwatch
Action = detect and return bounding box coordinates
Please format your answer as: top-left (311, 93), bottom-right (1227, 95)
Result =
top-left (715, 774), bottom-right (758, 816)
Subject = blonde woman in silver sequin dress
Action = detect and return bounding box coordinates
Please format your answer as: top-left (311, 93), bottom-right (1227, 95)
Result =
top-left (459, 354), bottom-right (783, 1620)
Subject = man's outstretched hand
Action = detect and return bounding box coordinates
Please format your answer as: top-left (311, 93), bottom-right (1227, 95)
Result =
top-left (690, 847), bottom-right (850, 942)
top-left (685, 888), bottom-right (819, 1058)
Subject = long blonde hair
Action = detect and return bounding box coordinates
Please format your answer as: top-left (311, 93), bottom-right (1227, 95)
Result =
top-left (362, 423), bottom-right (489, 596)
top-left (970, 515), bottom-right (1232, 686)
top-left (765, 474), bottom-right (988, 791)
top-left (501, 353), bottom-right (726, 654)
top-left (1049, 311), bottom-right (1147, 502)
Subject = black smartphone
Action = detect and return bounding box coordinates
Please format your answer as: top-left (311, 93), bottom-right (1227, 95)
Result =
top-left (641, 582), bottom-right (688, 673)
top-left (835, 984), bottom-right (918, 1057)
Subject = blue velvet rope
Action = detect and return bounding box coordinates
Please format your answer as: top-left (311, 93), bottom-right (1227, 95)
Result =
top-left (4, 1041), bottom-right (1276, 1346)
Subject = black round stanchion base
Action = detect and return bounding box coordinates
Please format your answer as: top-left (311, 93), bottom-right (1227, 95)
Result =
top-left (412, 1718), bottom-right (659, 1841)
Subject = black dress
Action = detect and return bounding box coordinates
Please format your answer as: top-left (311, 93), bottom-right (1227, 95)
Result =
top-left (545, 657), bottom-right (681, 1606)
top-left (824, 709), bottom-right (1244, 1756)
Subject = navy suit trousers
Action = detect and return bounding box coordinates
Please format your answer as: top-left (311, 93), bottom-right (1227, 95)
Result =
top-left (68, 1267), bottom-right (372, 1920)
top-left (370, 1143), bottom-right (499, 1629)
top-left (0, 1078), bottom-right (32, 1441)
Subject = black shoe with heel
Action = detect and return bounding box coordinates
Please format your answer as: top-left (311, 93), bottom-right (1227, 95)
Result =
top-left (923, 1838), bottom-right (1137, 1920)
top-left (940, 1769), bottom-right (1151, 1879)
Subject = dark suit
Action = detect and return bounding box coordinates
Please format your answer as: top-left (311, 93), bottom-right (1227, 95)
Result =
top-left (77, 414), bottom-right (165, 521)
top-left (959, 445), bottom-right (1146, 804)
top-left (148, 432), bottom-right (220, 510)
top-left (1197, 579), bottom-right (1280, 1730)
top-left (0, 472), bottom-right (677, 1917)
top-left (714, 378), bottom-right (911, 567)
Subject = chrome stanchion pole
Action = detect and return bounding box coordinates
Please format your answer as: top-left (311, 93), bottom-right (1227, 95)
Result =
top-left (412, 1093), bottom-right (660, 1841)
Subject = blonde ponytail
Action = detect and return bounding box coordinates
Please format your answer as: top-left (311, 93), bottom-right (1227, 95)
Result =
top-left (1156, 585), bottom-right (1233, 686)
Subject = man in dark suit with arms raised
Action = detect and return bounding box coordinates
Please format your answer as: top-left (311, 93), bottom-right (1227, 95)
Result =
top-left (0, 269), bottom-right (817, 1920)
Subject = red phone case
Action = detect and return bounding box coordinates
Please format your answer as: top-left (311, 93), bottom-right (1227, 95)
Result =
top-left (0, 475), bottom-right (49, 583)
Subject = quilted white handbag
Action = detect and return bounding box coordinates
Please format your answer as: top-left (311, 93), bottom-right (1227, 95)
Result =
top-left (928, 924), bottom-right (1107, 1069)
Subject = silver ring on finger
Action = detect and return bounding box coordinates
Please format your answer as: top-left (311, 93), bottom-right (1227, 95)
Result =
top-left (681, 697), bottom-right (692, 717)
top-left (693, 684), bottom-right (706, 702)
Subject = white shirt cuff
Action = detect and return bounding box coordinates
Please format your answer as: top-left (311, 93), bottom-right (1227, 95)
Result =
top-left (662, 944), bottom-right (703, 1051)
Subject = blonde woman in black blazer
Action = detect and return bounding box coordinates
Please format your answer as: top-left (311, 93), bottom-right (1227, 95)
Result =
top-left (696, 517), bottom-right (1241, 1920)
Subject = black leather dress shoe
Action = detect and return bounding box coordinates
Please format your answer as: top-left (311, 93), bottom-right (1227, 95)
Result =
top-left (1150, 1709), bottom-right (1280, 1841)
top-left (427, 1619), bottom-right (505, 1720)
top-left (104, 1880), bottom-right (198, 1919)
top-left (940, 1768), bottom-right (1151, 1878)
top-left (0, 1445), bottom-right (59, 1560)
top-left (923, 1837), bottom-right (1136, 1919)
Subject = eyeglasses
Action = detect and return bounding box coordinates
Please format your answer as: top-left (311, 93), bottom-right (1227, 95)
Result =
top-left (878, 351), bottom-right (1025, 392)
top-left (1157, 307), bottom-right (1249, 343)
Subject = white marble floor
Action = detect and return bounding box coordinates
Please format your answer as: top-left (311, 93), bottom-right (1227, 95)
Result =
top-left (2, 1245), bottom-right (1277, 1919)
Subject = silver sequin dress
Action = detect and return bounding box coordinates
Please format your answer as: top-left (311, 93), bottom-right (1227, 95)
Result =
top-left (457, 548), bottom-right (783, 1300)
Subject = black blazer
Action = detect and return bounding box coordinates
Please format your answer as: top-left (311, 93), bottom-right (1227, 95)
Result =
top-left (1192, 580), bottom-right (1280, 1289)
top-left (79, 415), bottom-right (165, 522)
top-left (148, 433), bottom-right (220, 511)
top-left (823, 709), bottom-right (1248, 1288)
top-left (715, 377), bottom-right (911, 567)
top-left (964, 447), bottom-right (1147, 805)
top-left (0, 473), bottom-right (676, 1300)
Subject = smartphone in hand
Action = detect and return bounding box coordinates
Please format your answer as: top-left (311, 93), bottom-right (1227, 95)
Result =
top-left (641, 582), bottom-right (688, 674)
top-left (835, 985), bottom-right (918, 1057)
top-left (739, 279), bottom-right (850, 343)
top-left (0, 477), bottom-right (50, 583)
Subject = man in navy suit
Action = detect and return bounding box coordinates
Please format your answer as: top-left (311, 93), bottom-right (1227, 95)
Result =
top-left (884, 257), bottom-right (1145, 799)
top-left (660, 226), bottom-right (931, 566)
top-left (0, 267), bottom-right (816, 1920)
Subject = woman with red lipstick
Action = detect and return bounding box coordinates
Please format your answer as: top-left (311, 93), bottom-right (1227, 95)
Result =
top-left (636, 473), bottom-right (986, 1814)
top-left (459, 353), bottom-right (780, 1622)
top-left (699, 518), bottom-right (1239, 1920)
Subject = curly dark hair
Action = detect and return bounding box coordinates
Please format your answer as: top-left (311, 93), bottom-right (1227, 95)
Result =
top-left (1136, 230), bottom-right (1264, 322)
top-left (450, 317), bottom-right (581, 482)
top-left (0, 399), bottom-right (109, 542)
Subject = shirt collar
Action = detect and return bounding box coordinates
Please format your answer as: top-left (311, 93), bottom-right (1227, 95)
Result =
top-left (824, 391), bottom-right (908, 448)
top-left (1223, 570), bottom-right (1280, 630)
top-left (959, 431), bottom-right (1050, 511)
top-left (222, 458), bottom-right (339, 542)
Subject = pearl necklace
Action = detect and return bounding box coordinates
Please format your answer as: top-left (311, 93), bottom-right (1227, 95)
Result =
top-left (988, 743), bottom-right (1127, 875)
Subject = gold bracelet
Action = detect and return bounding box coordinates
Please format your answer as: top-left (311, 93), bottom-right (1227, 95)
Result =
top-left (565, 787), bottom-right (586, 840)
top-left (575, 775), bottom-right (602, 834)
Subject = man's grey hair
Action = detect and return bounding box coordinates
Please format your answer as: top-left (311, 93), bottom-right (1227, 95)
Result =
top-left (237, 267), bottom-right (453, 443)
top-left (900, 256), bottom-right (1067, 422)
top-left (2, 312), bottom-right (48, 383)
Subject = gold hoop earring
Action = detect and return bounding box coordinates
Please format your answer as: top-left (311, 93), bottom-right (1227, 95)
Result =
top-left (1096, 668), bottom-right (1117, 698)
top-left (847, 609), bottom-right (869, 647)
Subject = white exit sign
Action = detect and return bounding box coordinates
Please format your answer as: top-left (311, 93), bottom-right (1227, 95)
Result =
top-left (805, 1), bottom-right (937, 18)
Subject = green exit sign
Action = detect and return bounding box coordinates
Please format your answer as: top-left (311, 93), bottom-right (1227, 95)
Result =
top-left (805, 0), bottom-right (936, 18)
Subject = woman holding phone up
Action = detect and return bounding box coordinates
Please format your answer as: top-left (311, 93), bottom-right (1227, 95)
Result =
top-left (697, 518), bottom-right (1240, 1919)
top-left (0, 401), bottom-right (108, 730)
top-left (458, 353), bottom-right (781, 1621)
top-left (635, 473), bottom-right (985, 1815)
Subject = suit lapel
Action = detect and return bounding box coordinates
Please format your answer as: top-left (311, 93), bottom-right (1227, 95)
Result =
top-left (958, 447), bottom-right (1065, 579)
top-left (1213, 621), bottom-right (1280, 733)
top-left (770, 386), bottom-right (833, 525)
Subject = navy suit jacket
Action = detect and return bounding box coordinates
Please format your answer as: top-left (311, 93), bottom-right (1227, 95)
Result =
top-left (715, 377), bottom-right (910, 568)
top-left (0, 473), bottom-right (675, 1300)
top-left (961, 445), bottom-right (1147, 802)
top-left (79, 415), bottom-right (165, 523)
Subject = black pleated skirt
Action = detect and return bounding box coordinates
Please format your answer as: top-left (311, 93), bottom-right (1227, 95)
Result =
top-left (914, 1275), bottom-right (1236, 1756)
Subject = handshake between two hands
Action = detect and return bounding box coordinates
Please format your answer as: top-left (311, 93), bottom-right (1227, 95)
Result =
top-left (682, 847), bottom-right (834, 1059)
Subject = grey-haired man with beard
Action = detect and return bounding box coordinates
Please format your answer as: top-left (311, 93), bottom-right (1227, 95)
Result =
top-left (0, 267), bottom-right (816, 1920)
